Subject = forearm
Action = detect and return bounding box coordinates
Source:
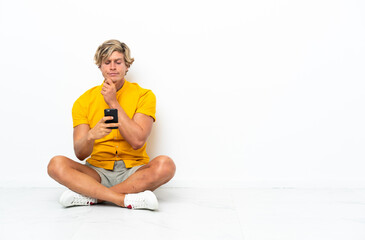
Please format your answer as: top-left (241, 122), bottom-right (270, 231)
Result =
top-left (109, 103), bottom-right (147, 150)
top-left (74, 131), bottom-right (95, 160)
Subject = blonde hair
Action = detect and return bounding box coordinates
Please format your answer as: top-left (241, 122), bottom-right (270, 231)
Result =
top-left (94, 39), bottom-right (134, 68)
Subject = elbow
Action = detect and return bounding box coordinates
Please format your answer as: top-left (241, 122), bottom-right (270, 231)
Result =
top-left (76, 154), bottom-right (87, 161)
top-left (75, 153), bottom-right (87, 161)
top-left (74, 149), bottom-right (88, 161)
top-left (131, 140), bottom-right (145, 150)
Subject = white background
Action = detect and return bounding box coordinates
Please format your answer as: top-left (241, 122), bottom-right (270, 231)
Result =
top-left (0, 0), bottom-right (364, 188)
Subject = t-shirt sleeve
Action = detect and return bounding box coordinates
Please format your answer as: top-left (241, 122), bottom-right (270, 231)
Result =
top-left (136, 90), bottom-right (156, 122)
top-left (72, 96), bottom-right (89, 128)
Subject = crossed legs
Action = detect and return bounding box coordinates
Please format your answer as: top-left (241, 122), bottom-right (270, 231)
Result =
top-left (47, 155), bottom-right (176, 207)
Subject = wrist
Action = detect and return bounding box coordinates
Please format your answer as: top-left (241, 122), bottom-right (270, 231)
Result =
top-left (108, 101), bottom-right (119, 109)
top-left (87, 130), bottom-right (95, 141)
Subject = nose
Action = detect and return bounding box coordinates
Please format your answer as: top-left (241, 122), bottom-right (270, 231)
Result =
top-left (109, 62), bottom-right (116, 70)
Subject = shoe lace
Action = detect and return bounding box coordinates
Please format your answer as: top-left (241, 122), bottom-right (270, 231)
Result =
top-left (130, 195), bottom-right (148, 208)
top-left (72, 194), bottom-right (95, 205)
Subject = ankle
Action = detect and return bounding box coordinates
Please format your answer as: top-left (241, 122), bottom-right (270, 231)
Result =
top-left (116, 194), bottom-right (126, 207)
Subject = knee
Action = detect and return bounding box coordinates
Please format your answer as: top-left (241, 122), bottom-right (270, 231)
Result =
top-left (47, 155), bottom-right (67, 178)
top-left (154, 155), bottom-right (176, 180)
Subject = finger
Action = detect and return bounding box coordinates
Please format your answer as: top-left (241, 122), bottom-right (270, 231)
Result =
top-left (105, 79), bottom-right (116, 89)
top-left (104, 78), bottom-right (113, 85)
top-left (105, 116), bottom-right (114, 121)
top-left (102, 83), bottom-right (109, 90)
top-left (101, 116), bottom-right (114, 122)
top-left (102, 80), bottom-right (110, 89)
top-left (103, 82), bottom-right (113, 91)
top-left (106, 123), bottom-right (119, 128)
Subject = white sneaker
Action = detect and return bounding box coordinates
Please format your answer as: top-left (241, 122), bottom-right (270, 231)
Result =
top-left (124, 190), bottom-right (158, 210)
top-left (59, 189), bottom-right (97, 207)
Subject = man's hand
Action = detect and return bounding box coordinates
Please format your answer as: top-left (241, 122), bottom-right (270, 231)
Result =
top-left (101, 79), bottom-right (117, 107)
top-left (88, 116), bottom-right (119, 140)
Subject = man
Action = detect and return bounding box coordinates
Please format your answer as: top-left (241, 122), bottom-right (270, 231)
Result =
top-left (47, 40), bottom-right (176, 210)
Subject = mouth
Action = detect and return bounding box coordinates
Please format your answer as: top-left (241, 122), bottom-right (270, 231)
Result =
top-left (108, 73), bottom-right (119, 77)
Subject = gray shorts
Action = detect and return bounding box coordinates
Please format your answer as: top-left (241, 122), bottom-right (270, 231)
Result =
top-left (85, 161), bottom-right (144, 188)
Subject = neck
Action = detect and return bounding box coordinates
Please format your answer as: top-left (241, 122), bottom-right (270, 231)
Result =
top-left (115, 79), bottom-right (125, 91)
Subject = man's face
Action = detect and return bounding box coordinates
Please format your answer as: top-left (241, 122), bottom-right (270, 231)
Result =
top-left (100, 51), bottom-right (128, 83)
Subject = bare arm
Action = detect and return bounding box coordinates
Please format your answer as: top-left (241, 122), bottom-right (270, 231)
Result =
top-left (102, 79), bottom-right (153, 150)
top-left (73, 124), bottom-right (94, 160)
top-left (112, 105), bottom-right (153, 150)
top-left (73, 116), bottom-right (119, 160)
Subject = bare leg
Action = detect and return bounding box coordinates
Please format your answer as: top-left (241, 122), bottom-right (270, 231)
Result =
top-left (48, 155), bottom-right (176, 207)
top-left (47, 155), bottom-right (126, 206)
top-left (110, 155), bottom-right (176, 194)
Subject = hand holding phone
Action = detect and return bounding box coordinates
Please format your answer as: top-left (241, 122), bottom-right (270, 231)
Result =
top-left (104, 108), bottom-right (118, 129)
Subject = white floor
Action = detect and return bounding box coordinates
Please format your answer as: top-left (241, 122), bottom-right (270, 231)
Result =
top-left (0, 187), bottom-right (364, 240)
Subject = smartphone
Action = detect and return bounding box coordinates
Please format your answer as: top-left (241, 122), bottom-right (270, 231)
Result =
top-left (104, 109), bottom-right (118, 129)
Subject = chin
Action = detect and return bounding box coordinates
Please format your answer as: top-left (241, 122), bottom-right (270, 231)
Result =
top-left (110, 77), bottom-right (122, 82)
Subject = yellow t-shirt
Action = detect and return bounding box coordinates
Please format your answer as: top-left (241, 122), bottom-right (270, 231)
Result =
top-left (72, 80), bottom-right (156, 170)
